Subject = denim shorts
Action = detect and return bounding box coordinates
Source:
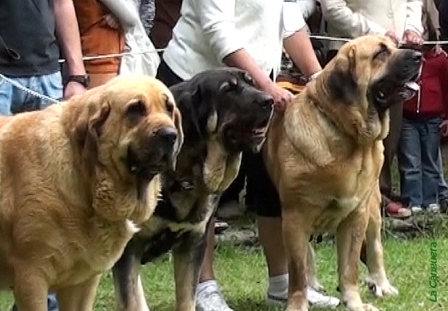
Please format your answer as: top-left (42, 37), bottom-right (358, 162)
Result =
top-left (0, 72), bottom-right (63, 116)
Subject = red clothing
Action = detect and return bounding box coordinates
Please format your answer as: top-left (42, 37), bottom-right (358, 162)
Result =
top-left (403, 50), bottom-right (448, 119)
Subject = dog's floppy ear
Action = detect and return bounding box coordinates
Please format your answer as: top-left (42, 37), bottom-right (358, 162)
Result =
top-left (172, 82), bottom-right (209, 140)
top-left (327, 46), bottom-right (360, 104)
top-left (171, 102), bottom-right (184, 170)
top-left (73, 99), bottom-right (111, 164)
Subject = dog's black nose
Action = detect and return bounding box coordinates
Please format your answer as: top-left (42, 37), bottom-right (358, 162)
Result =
top-left (259, 97), bottom-right (274, 110)
top-left (157, 126), bottom-right (178, 144)
top-left (412, 51), bottom-right (422, 63)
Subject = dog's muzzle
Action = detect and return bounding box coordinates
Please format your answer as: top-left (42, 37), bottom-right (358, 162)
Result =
top-left (126, 125), bottom-right (179, 179)
top-left (371, 50), bottom-right (422, 111)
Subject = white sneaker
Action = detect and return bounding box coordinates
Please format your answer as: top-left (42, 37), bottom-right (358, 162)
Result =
top-left (307, 287), bottom-right (340, 309)
top-left (196, 287), bottom-right (234, 311)
top-left (410, 205), bottom-right (423, 214)
top-left (426, 203), bottom-right (440, 213)
top-left (267, 287), bottom-right (340, 309)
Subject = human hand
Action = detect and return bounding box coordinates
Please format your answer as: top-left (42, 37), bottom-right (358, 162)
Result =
top-left (385, 31), bottom-right (399, 45)
top-left (261, 81), bottom-right (294, 112)
top-left (64, 81), bottom-right (86, 99)
top-left (440, 120), bottom-right (448, 137)
top-left (104, 14), bottom-right (120, 29)
top-left (433, 45), bottom-right (447, 57)
top-left (402, 30), bottom-right (424, 48)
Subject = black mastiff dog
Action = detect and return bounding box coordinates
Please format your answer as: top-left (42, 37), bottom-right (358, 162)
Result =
top-left (112, 68), bottom-right (274, 311)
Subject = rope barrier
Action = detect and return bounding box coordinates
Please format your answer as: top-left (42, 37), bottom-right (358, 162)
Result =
top-left (1, 34), bottom-right (448, 102)
top-left (54, 35), bottom-right (448, 63)
top-left (57, 48), bottom-right (165, 63)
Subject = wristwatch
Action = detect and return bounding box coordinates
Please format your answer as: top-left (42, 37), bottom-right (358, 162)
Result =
top-left (65, 74), bottom-right (90, 88)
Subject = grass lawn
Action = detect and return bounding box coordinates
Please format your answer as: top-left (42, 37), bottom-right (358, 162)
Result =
top-left (1, 234), bottom-right (446, 311)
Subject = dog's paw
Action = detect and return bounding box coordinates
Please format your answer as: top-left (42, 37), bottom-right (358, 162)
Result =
top-left (365, 276), bottom-right (399, 297)
top-left (309, 281), bottom-right (326, 293)
top-left (348, 303), bottom-right (379, 311)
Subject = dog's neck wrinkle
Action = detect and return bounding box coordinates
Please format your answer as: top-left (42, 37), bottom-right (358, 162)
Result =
top-left (309, 78), bottom-right (374, 145)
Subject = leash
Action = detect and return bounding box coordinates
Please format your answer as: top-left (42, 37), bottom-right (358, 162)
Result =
top-left (0, 73), bottom-right (61, 104)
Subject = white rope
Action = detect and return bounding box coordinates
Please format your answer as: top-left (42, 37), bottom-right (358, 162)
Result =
top-left (309, 34), bottom-right (448, 46)
top-left (0, 73), bottom-right (61, 104)
top-left (2, 34), bottom-right (448, 102)
top-left (58, 48), bottom-right (165, 63)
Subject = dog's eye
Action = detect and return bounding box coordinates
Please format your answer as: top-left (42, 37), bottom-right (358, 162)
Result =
top-left (166, 100), bottom-right (174, 114)
top-left (374, 45), bottom-right (390, 60)
top-left (126, 100), bottom-right (147, 120)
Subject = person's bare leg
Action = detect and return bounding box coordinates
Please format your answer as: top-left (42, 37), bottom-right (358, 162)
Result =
top-left (196, 218), bottom-right (233, 311)
top-left (257, 216), bottom-right (288, 277)
top-left (259, 215), bottom-right (340, 309)
top-left (199, 219), bottom-right (216, 282)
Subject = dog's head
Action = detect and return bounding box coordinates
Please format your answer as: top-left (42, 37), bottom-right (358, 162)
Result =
top-left (170, 68), bottom-right (274, 153)
top-left (310, 35), bottom-right (422, 142)
top-left (70, 75), bottom-right (183, 183)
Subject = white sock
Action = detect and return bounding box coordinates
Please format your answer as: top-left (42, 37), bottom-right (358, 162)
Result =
top-left (196, 280), bottom-right (219, 296)
top-left (268, 273), bottom-right (288, 298)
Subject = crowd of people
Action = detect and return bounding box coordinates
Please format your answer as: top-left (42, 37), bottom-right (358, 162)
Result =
top-left (0, 0), bottom-right (447, 311)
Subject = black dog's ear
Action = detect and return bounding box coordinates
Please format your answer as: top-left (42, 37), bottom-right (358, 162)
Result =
top-left (327, 46), bottom-right (360, 104)
top-left (171, 83), bottom-right (209, 139)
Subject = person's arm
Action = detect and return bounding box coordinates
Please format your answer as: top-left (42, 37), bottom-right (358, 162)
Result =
top-left (54, 0), bottom-right (86, 97)
top-left (193, 0), bottom-right (293, 109)
top-left (193, 0), bottom-right (243, 62)
top-left (223, 50), bottom-right (274, 92)
top-left (99, 0), bottom-right (140, 29)
top-left (320, 0), bottom-right (387, 37)
top-left (283, 27), bottom-right (322, 79)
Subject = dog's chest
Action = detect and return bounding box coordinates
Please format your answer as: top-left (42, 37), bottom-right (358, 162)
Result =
top-left (137, 190), bottom-right (217, 263)
top-left (305, 151), bottom-right (381, 233)
top-left (88, 219), bottom-right (138, 269)
top-left (55, 219), bottom-right (136, 287)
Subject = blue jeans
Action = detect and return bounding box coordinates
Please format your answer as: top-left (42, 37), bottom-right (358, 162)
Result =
top-left (437, 149), bottom-right (448, 201)
top-left (1, 73), bottom-right (61, 311)
top-left (0, 72), bottom-right (63, 115)
top-left (398, 117), bottom-right (442, 207)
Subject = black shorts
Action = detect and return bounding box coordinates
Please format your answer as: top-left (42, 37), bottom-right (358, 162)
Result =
top-left (242, 151), bottom-right (282, 217)
top-left (156, 59), bottom-right (183, 87)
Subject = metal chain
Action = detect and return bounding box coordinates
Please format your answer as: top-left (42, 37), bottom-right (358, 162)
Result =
top-left (0, 73), bottom-right (61, 104)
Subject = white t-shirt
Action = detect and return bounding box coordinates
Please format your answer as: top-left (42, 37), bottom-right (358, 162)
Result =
top-left (163, 0), bottom-right (306, 80)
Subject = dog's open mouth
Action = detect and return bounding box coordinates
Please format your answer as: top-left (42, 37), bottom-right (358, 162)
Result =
top-left (375, 67), bottom-right (421, 106)
top-left (397, 81), bottom-right (419, 101)
top-left (228, 124), bottom-right (269, 144)
top-left (126, 146), bottom-right (165, 179)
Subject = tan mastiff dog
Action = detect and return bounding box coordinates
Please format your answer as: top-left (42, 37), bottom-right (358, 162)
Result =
top-left (0, 75), bottom-right (183, 311)
top-left (263, 35), bottom-right (422, 311)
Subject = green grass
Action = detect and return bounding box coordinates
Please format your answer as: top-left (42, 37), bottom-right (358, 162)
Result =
top-left (1, 237), bottom-right (447, 311)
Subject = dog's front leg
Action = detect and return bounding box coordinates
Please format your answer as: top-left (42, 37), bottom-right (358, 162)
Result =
top-left (306, 242), bottom-right (326, 293)
top-left (112, 239), bottom-right (150, 311)
top-left (12, 268), bottom-right (49, 311)
top-left (57, 274), bottom-right (102, 311)
top-left (337, 207), bottom-right (377, 311)
top-left (172, 230), bottom-right (207, 311)
top-left (365, 189), bottom-right (398, 298)
top-left (282, 207), bottom-right (310, 311)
